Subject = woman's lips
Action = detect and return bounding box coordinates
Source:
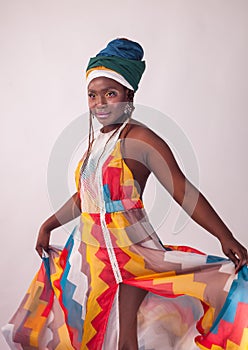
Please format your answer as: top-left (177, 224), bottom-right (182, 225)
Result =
top-left (95, 112), bottom-right (111, 119)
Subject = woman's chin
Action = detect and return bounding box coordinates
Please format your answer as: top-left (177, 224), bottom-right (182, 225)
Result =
top-left (95, 113), bottom-right (125, 126)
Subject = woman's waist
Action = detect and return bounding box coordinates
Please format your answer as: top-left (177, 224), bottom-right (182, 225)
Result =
top-left (80, 197), bottom-right (144, 214)
top-left (79, 206), bottom-right (158, 248)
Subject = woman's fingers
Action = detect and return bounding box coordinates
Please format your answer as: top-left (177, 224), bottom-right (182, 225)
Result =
top-left (35, 247), bottom-right (42, 258)
top-left (222, 237), bottom-right (248, 273)
top-left (235, 249), bottom-right (248, 273)
top-left (227, 248), bottom-right (248, 273)
top-left (35, 243), bottom-right (49, 258)
top-left (35, 245), bottom-right (43, 258)
top-left (226, 250), bottom-right (240, 271)
top-left (35, 228), bottom-right (51, 258)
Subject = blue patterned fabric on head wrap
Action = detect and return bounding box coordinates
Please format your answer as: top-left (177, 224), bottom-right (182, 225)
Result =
top-left (97, 38), bottom-right (144, 61)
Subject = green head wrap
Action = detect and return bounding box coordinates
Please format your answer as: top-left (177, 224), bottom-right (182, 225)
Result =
top-left (86, 38), bottom-right (146, 92)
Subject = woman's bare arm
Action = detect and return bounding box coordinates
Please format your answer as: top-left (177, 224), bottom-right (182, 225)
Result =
top-left (35, 192), bottom-right (81, 257)
top-left (129, 126), bottom-right (248, 271)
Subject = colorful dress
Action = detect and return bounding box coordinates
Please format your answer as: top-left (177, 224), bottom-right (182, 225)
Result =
top-left (2, 121), bottom-right (248, 350)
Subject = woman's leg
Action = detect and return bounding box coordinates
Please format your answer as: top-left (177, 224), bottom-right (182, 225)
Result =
top-left (118, 283), bottom-right (147, 350)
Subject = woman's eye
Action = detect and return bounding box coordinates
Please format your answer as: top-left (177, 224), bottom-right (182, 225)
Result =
top-left (106, 91), bottom-right (117, 97)
top-left (88, 93), bottom-right (95, 99)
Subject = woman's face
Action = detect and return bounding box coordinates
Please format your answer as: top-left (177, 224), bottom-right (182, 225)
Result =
top-left (87, 77), bottom-right (129, 126)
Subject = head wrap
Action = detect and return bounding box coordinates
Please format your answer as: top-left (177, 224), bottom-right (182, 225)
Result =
top-left (86, 38), bottom-right (146, 92)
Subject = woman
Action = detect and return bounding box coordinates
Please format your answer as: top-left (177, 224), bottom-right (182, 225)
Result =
top-left (3, 38), bottom-right (248, 350)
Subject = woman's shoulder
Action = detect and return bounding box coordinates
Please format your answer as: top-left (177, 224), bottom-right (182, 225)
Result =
top-left (124, 119), bottom-right (164, 143)
top-left (122, 119), bottom-right (173, 159)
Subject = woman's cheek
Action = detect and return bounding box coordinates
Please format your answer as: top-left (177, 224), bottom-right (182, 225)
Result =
top-left (88, 100), bottom-right (95, 109)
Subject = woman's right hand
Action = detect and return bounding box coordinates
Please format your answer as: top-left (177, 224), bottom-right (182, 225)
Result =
top-left (34, 193), bottom-right (81, 258)
top-left (35, 225), bottom-right (51, 258)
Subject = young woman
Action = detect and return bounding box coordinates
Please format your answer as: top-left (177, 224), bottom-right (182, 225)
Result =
top-left (3, 38), bottom-right (248, 350)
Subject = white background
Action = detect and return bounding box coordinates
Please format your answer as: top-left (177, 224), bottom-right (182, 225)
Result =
top-left (1, 0), bottom-right (248, 349)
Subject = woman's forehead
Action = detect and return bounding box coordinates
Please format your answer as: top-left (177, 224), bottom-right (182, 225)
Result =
top-left (88, 77), bottom-right (125, 91)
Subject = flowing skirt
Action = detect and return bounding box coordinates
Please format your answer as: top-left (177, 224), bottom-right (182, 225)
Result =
top-left (2, 217), bottom-right (248, 350)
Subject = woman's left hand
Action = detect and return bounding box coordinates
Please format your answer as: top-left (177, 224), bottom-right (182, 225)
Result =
top-left (220, 236), bottom-right (248, 273)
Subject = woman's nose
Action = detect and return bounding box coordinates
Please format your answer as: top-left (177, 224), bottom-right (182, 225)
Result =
top-left (97, 95), bottom-right (107, 106)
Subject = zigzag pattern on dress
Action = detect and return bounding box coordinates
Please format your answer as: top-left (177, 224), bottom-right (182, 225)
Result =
top-left (2, 128), bottom-right (248, 350)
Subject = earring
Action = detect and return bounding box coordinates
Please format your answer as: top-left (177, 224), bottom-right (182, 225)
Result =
top-left (124, 102), bottom-right (133, 115)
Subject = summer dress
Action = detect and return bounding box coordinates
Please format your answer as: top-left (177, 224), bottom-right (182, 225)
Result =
top-left (2, 120), bottom-right (248, 350)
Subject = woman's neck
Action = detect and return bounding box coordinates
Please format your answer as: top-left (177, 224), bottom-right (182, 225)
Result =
top-left (100, 115), bottom-right (130, 133)
top-left (100, 124), bottom-right (121, 133)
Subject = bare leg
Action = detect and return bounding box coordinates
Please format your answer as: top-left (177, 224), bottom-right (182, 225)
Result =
top-left (118, 283), bottom-right (147, 350)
